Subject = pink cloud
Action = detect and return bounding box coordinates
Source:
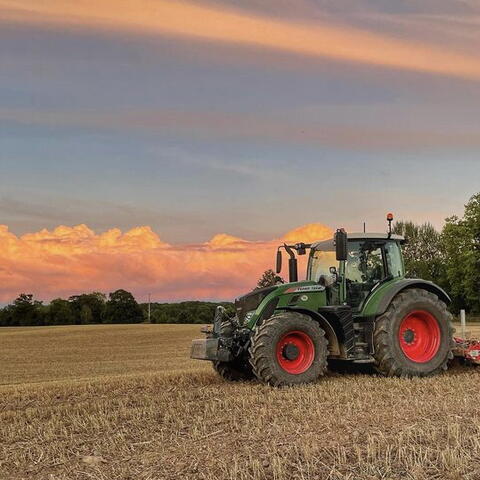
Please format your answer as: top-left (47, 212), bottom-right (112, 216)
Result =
top-left (0, 223), bottom-right (333, 303)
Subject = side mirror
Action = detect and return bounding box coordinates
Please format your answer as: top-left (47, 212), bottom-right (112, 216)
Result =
top-left (335, 229), bottom-right (348, 261)
top-left (276, 249), bottom-right (282, 273)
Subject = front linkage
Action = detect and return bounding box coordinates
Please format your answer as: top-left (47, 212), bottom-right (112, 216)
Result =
top-left (191, 306), bottom-right (250, 365)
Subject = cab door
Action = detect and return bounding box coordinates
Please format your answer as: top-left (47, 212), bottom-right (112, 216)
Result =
top-left (345, 240), bottom-right (386, 310)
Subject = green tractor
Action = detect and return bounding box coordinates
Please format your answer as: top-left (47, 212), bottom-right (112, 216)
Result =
top-left (191, 214), bottom-right (454, 386)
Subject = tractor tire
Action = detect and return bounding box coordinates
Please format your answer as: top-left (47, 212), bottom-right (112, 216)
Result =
top-left (249, 312), bottom-right (328, 386)
top-left (373, 288), bottom-right (454, 377)
top-left (212, 360), bottom-right (253, 381)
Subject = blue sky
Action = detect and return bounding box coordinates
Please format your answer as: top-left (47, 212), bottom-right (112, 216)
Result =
top-left (1, 0), bottom-right (480, 243)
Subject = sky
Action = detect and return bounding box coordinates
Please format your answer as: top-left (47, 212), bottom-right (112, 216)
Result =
top-left (1, 0), bottom-right (480, 303)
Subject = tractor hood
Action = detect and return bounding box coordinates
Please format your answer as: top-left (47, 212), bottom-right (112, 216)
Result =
top-left (235, 285), bottom-right (278, 324)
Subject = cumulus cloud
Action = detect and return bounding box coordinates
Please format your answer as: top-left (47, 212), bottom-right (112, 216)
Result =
top-left (2, 0), bottom-right (480, 79)
top-left (0, 223), bottom-right (333, 303)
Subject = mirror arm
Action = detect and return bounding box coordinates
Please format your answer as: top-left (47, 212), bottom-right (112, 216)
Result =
top-left (283, 243), bottom-right (296, 259)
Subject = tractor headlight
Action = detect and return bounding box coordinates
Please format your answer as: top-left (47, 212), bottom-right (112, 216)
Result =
top-left (244, 310), bottom-right (256, 323)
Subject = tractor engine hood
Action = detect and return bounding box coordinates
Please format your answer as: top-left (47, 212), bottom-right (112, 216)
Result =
top-left (235, 285), bottom-right (278, 324)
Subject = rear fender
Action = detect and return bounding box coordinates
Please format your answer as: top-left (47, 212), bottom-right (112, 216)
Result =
top-left (363, 279), bottom-right (451, 317)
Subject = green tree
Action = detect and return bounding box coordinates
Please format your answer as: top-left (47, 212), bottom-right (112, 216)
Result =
top-left (80, 304), bottom-right (93, 324)
top-left (144, 301), bottom-right (234, 324)
top-left (104, 289), bottom-right (144, 324)
top-left (255, 269), bottom-right (284, 290)
top-left (393, 221), bottom-right (445, 283)
top-left (442, 193), bottom-right (480, 314)
top-left (46, 298), bottom-right (75, 325)
top-left (69, 292), bottom-right (106, 324)
top-left (150, 309), bottom-right (169, 324)
top-left (10, 293), bottom-right (45, 326)
top-left (0, 305), bottom-right (14, 326)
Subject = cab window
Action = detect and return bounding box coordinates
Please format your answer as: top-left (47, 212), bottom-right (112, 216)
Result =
top-left (346, 241), bottom-right (386, 308)
top-left (385, 242), bottom-right (403, 278)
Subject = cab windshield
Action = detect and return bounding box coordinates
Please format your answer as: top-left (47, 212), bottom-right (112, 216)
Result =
top-left (307, 250), bottom-right (338, 283)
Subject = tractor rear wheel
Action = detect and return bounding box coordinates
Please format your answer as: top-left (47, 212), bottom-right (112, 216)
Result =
top-left (249, 312), bottom-right (328, 386)
top-left (374, 288), bottom-right (454, 377)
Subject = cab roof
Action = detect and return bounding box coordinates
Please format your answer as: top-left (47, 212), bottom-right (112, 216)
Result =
top-left (311, 233), bottom-right (405, 252)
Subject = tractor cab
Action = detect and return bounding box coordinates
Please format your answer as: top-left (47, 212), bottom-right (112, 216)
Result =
top-left (308, 233), bottom-right (405, 310)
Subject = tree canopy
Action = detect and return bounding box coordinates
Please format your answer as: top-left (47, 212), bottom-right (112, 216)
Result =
top-left (393, 193), bottom-right (480, 314)
top-left (392, 221), bottom-right (445, 282)
top-left (0, 290), bottom-right (144, 326)
top-left (104, 289), bottom-right (144, 324)
top-left (255, 269), bottom-right (284, 290)
top-left (0, 291), bottom-right (233, 327)
top-left (442, 193), bottom-right (480, 313)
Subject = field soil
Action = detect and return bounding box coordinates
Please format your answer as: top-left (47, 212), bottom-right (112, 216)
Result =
top-left (1, 323), bottom-right (480, 480)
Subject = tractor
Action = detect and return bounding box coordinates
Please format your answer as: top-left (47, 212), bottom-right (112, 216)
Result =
top-left (191, 214), bottom-right (456, 386)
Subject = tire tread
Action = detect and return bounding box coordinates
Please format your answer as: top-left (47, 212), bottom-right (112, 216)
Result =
top-left (374, 288), bottom-right (454, 377)
top-left (249, 312), bottom-right (328, 386)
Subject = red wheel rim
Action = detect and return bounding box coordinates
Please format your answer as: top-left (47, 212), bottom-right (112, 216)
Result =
top-left (276, 330), bottom-right (315, 374)
top-left (398, 310), bottom-right (441, 363)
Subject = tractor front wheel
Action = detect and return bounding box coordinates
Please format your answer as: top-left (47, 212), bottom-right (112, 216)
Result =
top-left (374, 288), bottom-right (454, 377)
top-left (249, 312), bottom-right (328, 386)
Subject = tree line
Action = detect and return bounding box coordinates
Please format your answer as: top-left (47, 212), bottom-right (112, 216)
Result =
top-left (0, 290), bottom-right (146, 327)
top-left (0, 290), bottom-right (234, 327)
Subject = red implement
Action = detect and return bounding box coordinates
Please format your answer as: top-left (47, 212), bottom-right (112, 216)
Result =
top-left (453, 337), bottom-right (480, 365)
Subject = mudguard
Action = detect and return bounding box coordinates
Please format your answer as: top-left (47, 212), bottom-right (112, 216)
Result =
top-left (372, 279), bottom-right (451, 316)
top-left (276, 306), bottom-right (351, 357)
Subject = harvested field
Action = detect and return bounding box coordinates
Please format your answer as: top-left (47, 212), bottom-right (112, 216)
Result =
top-left (1, 323), bottom-right (480, 480)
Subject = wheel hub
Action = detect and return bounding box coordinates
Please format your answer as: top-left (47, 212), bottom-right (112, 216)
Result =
top-left (282, 343), bottom-right (300, 360)
top-left (403, 329), bottom-right (415, 344)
